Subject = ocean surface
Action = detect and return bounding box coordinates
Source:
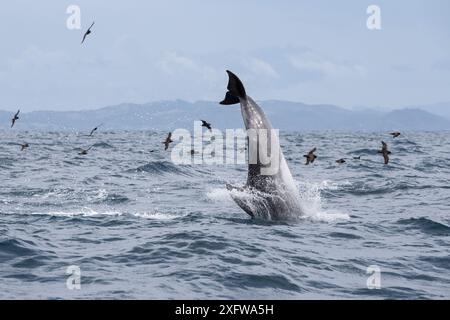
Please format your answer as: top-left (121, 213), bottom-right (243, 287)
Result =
top-left (0, 130), bottom-right (449, 299)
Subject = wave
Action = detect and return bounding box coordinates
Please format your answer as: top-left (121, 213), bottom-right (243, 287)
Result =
top-left (397, 217), bottom-right (450, 236)
top-left (348, 148), bottom-right (378, 155)
top-left (0, 238), bottom-right (56, 267)
top-left (0, 239), bottom-right (38, 260)
top-left (89, 190), bottom-right (130, 204)
top-left (25, 208), bottom-right (186, 220)
top-left (339, 180), bottom-right (448, 196)
top-left (129, 161), bottom-right (193, 176)
top-left (420, 255), bottom-right (450, 270)
top-left (92, 142), bottom-right (114, 149)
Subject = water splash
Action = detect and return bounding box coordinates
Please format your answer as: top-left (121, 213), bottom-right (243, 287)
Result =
top-left (207, 180), bottom-right (350, 222)
top-left (297, 180), bottom-right (350, 222)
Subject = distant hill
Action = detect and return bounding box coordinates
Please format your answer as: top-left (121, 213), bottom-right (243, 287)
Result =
top-left (412, 102), bottom-right (450, 120)
top-left (1, 100), bottom-right (450, 131)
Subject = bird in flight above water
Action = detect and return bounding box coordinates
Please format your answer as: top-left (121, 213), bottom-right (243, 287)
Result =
top-left (304, 148), bottom-right (317, 165)
top-left (81, 21), bottom-right (95, 44)
top-left (163, 132), bottom-right (173, 150)
top-left (78, 146), bottom-right (93, 155)
top-left (19, 143), bottom-right (29, 151)
top-left (201, 120), bottom-right (212, 131)
top-left (378, 141), bottom-right (391, 164)
top-left (11, 110), bottom-right (20, 128)
top-left (390, 131), bottom-right (401, 138)
top-left (89, 124), bottom-right (103, 137)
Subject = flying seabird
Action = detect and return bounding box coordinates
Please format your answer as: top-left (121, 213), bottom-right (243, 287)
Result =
top-left (336, 158), bottom-right (346, 164)
top-left (81, 21), bottom-right (95, 44)
top-left (303, 148), bottom-right (317, 165)
top-left (11, 110), bottom-right (20, 128)
top-left (78, 146), bottom-right (93, 155)
top-left (89, 123), bottom-right (103, 137)
top-left (163, 132), bottom-right (173, 150)
top-left (20, 143), bottom-right (29, 151)
top-left (201, 120), bottom-right (212, 131)
top-left (378, 141), bottom-right (391, 164)
top-left (390, 132), bottom-right (401, 138)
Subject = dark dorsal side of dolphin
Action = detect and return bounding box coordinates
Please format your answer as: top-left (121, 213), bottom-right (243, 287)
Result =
top-left (220, 70), bottom-right (302, 219)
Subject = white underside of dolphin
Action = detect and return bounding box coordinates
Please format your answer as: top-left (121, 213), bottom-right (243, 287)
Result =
top-left (220, 70), bottom-right (303, 220)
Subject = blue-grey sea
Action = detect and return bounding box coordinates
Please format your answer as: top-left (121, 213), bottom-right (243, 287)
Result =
top-left (0, 130), bottom-right (449, 299)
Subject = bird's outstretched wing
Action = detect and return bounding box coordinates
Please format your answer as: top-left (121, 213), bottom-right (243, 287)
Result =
top-left (11, 110), bottom-right (20, 127)
top-left (383, 153), bottom-right (389, 164)
top-left (81, 22), bottom-right (95, 44)
top-left (89, 124), bottom-right (103, 136)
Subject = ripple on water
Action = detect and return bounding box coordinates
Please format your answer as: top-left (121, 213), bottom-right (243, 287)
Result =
top-left (397, 217), bottom-right (450, 236)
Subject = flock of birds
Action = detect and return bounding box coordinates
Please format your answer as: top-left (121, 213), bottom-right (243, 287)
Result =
top-left (303, 133), bottom-right (398, 166)
top-left (7, 22), bottom-right (400, 165)
top-left (8, 112), bottom-right (214, 156)
top-left (9, 109), bottom-right (399, 165)
top-left (10, 110), bottom-right (105, 155)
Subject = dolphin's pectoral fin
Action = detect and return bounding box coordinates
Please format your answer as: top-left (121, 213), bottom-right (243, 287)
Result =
top-left (226, 184), bottom-right (280, 219)
top-left (226, 184), bottom-right (255, 218)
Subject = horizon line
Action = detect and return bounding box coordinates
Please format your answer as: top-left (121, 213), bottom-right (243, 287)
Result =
top-left (1, 99), bottom-right (449, 114)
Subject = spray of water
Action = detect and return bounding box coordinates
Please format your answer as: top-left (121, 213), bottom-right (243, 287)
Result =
top-left (207, 179), bottom-right (350, 222)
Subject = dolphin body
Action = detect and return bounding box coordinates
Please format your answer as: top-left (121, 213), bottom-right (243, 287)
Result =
top-left (220, 70), bottom-right (303, 220)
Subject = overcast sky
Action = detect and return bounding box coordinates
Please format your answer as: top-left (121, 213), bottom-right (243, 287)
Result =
top-left (0, 0), bottom-right (449, 111)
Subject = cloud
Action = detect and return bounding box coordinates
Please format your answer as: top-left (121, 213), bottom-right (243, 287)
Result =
top-left (432, 58), bottom-right (450, 71)
top-left (391, 64), bottom-right (414, 73)
top-left (246, 58), bottom-right (279, 79)
top-left (288, 51), bottom-right (366, 78)
top-left (156, 51), bottom-right (198, 75)
top-left (7, 46), bottom-right (71, 72)
top-left (155, 51), bottom-right (218, 83)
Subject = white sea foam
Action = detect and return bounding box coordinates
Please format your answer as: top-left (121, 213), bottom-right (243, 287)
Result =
top-left (28, 208), bottom-right (185, 220)
top-left (206, 188), bottom-right (233, 203)
top-left (29, 208), bottom-right (121, 217)
top-left (131, 211), bottom-right (185, 220)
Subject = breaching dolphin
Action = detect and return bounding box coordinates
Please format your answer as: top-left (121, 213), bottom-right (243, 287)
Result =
top-left (220, 70), bottom-right (303, 220)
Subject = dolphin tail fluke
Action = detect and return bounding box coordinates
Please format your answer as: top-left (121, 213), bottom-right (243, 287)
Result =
top-left (220, 92), bottom-right (240, 105)
top-left (220, 70), bottom-right (246, 105)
